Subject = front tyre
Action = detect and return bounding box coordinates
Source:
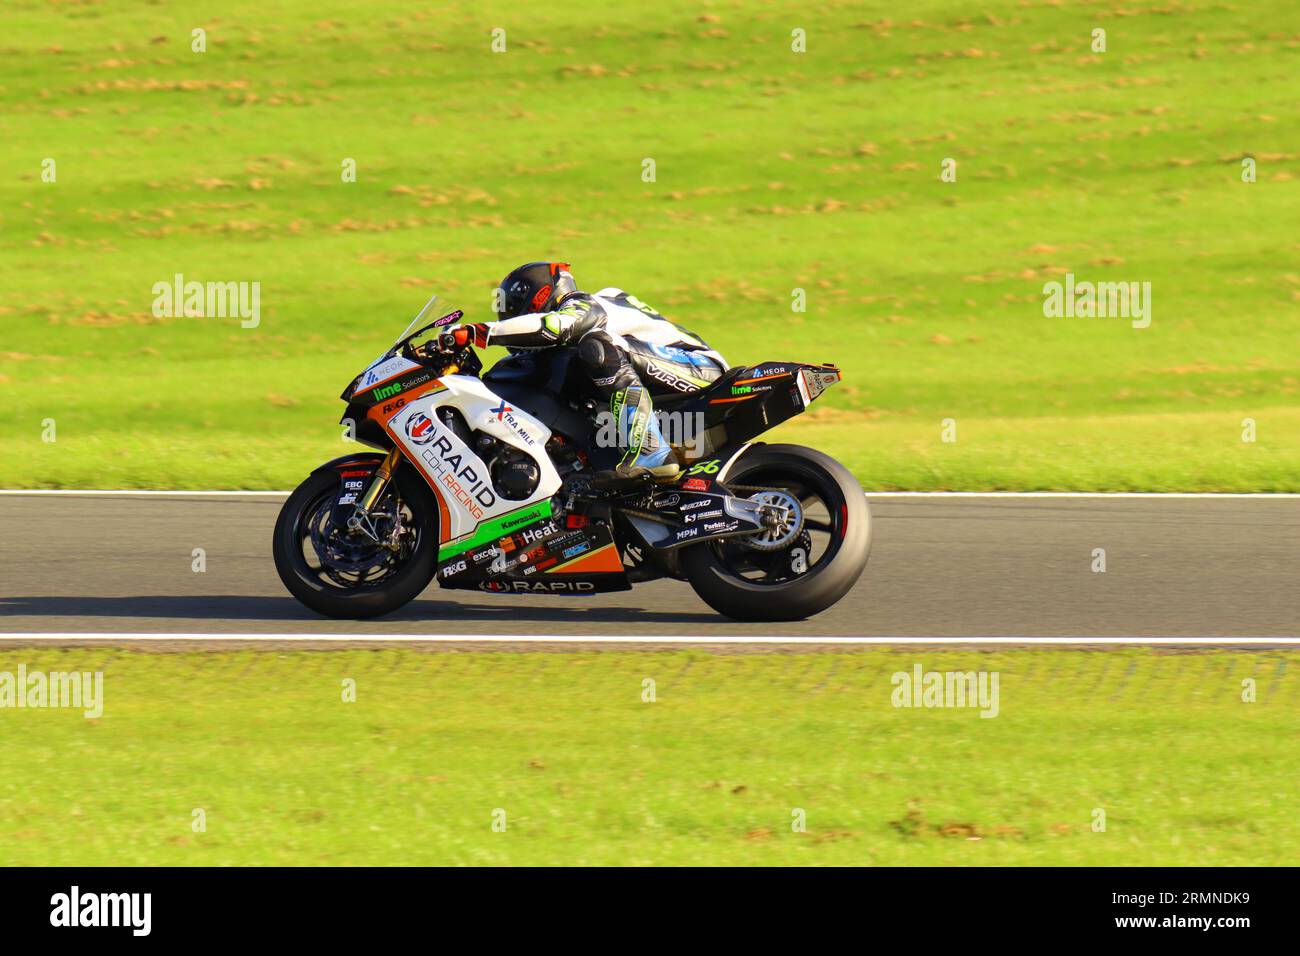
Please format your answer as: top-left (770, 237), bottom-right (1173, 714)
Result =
top-left (681, 444), bottom-right (870, 621)
top-left (273, 462), bottom-right (439, 619)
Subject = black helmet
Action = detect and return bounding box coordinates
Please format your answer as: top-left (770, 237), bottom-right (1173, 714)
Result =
top-left (495, 261), bottom-right (577, 320)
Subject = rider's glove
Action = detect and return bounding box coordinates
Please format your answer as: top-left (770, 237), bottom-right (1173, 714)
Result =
top-left (439, 323), bottom-right (488, 351)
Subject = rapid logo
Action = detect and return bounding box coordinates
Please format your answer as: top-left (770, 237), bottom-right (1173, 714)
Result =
top-left (480, 580), bottom-right (597, 593)
top-left (405, 413), bottom-right (437, 445)
top-left (404, 411), bottom-right (498, 517)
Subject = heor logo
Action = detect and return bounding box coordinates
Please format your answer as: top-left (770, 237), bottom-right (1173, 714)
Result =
top-left (361, 355), bottom-right (419, 387)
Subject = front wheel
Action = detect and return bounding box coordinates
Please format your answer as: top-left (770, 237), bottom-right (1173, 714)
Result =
top-left (273, 461), bottom-right (439, 619)
top-left (681, 444), bottom-right (870, 621)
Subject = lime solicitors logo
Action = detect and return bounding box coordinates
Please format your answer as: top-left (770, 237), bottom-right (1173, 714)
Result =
top-left (0, 664), bottom-right (103, 718)
top-left (152, 272), bottom-right (261, 329)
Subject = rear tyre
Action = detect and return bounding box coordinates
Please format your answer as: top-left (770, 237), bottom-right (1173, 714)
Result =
top-left (681, 444), bottom-right (870, 621)
top-left (273, 462), bottom-right (439, 619)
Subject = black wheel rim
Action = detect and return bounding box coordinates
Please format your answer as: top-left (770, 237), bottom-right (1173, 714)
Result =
top-left (289, 487), bottom-right (421, 593)
top-left (711, 461), bottom-right (847, 587)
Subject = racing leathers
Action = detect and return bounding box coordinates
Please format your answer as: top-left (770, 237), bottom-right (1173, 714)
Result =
top-left (461, 288), bottom-right (727, 479)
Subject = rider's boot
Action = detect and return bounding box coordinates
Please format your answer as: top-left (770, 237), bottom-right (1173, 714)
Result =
top-left (590, 383), bottom-right (680, 488)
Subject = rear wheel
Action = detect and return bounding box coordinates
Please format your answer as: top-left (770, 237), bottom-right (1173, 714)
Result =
top-left (681, 444), bottom-right (870, 621)
top-left (273, 462), bottom-right (439, 619)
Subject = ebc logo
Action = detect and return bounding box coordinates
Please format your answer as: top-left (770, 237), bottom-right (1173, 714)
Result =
top-left (405, 413), bottom-right (437, 445)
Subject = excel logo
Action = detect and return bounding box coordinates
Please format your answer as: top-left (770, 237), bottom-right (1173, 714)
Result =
top-left (372, 381), bottom-right (403, 401)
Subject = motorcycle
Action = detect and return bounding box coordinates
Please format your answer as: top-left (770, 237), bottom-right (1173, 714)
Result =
top-left (272, 296), bottom-right (871, 621)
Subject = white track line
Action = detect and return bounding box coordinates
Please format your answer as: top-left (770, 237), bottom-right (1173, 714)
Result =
top-left (1, 490), bottom-right (1297, 499)
top-left (0, 634), bottom-right (1296, 645)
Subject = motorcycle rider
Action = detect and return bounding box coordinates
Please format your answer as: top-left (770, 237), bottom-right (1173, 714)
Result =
top-left (442, 261), bottom-right (727, 484)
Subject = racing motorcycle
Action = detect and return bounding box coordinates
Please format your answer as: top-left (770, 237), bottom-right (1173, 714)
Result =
top-left (273, 296), bottom-right (871, 621)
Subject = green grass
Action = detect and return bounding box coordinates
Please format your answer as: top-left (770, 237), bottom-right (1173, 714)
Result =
top-left (2, 0), bottom-right (1298, 490)
top-left (1, 647), bottom-right (1295, 866)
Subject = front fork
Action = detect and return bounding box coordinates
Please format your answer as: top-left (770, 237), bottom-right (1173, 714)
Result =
top-left (347, 446), bottom-right (403, 544)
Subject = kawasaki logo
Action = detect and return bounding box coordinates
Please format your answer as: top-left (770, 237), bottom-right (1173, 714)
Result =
top-left (501, 508), bottom-right (545, 530)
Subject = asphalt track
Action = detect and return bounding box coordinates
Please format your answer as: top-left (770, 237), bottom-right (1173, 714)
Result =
top-left (0, 493), bottom-right (1296, 644)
